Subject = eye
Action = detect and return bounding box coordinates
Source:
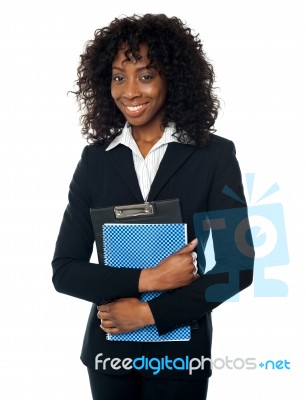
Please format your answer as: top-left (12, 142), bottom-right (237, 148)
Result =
top-left (112, 75), bottom-right (124, 83)
top-left (140, 74), bottom-right (153, 81)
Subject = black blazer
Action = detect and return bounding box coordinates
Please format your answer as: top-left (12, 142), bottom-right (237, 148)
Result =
top-left (52, 134), bottom-right (254, 380)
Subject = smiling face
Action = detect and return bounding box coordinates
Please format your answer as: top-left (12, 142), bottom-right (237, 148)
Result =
top-left (111, 43), bottom-right (167, 133)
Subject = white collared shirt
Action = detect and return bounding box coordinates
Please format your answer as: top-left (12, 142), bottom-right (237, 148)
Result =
top-left (106, 123), bottom-right (179, 201)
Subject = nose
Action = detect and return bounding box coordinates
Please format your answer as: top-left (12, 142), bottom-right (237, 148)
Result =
top-left (122, 78), bottom-right (141, 100)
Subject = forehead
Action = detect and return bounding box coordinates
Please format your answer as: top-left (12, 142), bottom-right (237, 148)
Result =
top-left (112, 43), bottom-right (150, 66)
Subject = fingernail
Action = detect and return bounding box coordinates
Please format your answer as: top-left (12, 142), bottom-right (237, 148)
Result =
top-left (190, 238), bottom-right (198, 244)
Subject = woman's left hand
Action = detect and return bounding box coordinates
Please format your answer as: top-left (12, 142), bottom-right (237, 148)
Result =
top-left (97, 298), bottom-right (155, 334)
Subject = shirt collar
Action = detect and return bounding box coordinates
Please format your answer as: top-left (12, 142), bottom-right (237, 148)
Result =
top-left (105, 122), bottom-right (180, 152)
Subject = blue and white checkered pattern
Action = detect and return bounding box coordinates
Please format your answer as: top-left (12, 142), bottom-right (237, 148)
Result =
top-left (103, 223), bottom-right (191, 342)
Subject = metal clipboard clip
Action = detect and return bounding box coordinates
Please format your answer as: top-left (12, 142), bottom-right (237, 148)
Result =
top-left (114, 202), bottom-right (155, 219)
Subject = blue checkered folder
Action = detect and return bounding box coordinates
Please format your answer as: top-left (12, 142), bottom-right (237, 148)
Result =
top-left (102, 223), bottom-right (191, 342)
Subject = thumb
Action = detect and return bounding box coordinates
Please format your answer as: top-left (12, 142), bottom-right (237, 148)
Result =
top-left (176, 238), bottom-right (198, 254)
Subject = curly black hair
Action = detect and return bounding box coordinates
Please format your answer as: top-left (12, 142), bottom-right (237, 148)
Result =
top-left (73, 14), bottom-right (220, 147)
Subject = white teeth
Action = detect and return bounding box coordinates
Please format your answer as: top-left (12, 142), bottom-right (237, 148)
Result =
top-left (127, 104), bottom-right (144, 111)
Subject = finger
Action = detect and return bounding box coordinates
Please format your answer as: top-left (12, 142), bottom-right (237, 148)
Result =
top-left (100, 319), bottom-right (115, 328)
top-left (97, 310), bottom-right (109, 319)
top-left (192, 252), bottom-right (198, 268)
top-left (176, 238), bottom-right (198, 255)
top-left (191, 251), bottom-right (197, 261)
top-left (97, 300), bottom-right (119, 312)
top-left (100, 326), bottom-right (120, 334)
top-left (97, 305), bottom-right (108, 312)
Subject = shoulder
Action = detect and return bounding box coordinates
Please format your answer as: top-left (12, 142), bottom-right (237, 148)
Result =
top-left (205, 133), bottom-right (235, 152)
top-left (79, 142), bottom-right (110, 162)
top-left (193, 134), bottom-right (236, 161)
top-left (84, 142), bottom-right (109, 154)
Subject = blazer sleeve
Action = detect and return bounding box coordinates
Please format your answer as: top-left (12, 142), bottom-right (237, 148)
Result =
top-left (51, 146), bottom-right (141, 304)
top-left (148, 139), bottom-right (255, 334)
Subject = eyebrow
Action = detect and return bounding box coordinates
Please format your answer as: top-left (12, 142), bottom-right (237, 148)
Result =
top-left (112, 65), bottom-right (153, 72)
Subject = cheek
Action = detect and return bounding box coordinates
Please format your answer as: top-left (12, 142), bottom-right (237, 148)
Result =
top-left (147, 86), bottom-right (167, 104)
top-left (157, 83), bottom-right (167, 104)
top-left (110, 85), bottom-right (119, 101)
top-left (157, 89), bottom-right (167, 107)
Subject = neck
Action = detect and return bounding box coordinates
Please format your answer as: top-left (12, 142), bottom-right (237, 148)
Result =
top-left (131, 126), bottom-right (165, 158)
top-left (131, 125), bottom-right (164, 144)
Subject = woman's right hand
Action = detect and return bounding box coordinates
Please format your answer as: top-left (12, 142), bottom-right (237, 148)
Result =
top-left (138, 238), bottom-right (199, 292)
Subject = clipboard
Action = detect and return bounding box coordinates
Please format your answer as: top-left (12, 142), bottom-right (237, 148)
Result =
top-left (90, 198), bottom-right (182, 263)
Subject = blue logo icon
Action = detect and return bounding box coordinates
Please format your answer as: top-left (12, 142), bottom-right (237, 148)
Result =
top-left (194, 173), bottom-right (289, 300)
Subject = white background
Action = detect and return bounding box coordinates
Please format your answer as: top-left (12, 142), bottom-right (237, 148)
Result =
top-left (0, 0), bottom-right (306, 399)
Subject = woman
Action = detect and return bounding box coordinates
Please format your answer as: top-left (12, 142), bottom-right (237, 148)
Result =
top-left (52, 14), bottom-right (254, 400)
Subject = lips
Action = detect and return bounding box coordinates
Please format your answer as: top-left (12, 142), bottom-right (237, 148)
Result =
top-left (123, 102), bottom-right (149, 117)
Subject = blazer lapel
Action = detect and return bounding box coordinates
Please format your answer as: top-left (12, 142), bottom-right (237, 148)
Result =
top-left (148, 143), bottom-right (196, 200)
top-left (105, 144), bottom-right (144, 202)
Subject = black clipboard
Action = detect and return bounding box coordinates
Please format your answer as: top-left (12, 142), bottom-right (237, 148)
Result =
top-left (90, 198), bottom-right (182, 263)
